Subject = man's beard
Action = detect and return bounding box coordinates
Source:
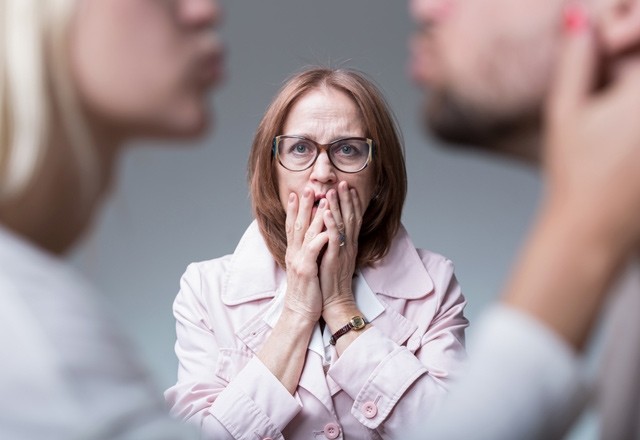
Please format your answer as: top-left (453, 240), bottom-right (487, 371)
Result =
top-left (424, 88), bottom-right (542, 162)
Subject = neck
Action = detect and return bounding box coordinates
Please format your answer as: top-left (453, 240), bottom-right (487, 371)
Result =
top-left (0, 120), bottom-right (123, 255)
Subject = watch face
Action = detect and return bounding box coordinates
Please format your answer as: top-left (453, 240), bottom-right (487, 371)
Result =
top-left (351, 316), bottom-right (366, 330)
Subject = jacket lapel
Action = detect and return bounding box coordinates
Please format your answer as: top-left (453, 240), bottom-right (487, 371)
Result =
top-left (361, 224), bottom-right (434, 299)
top-left (221, 221), bottom-right (282, 306)
top-left (298, 351), bottom-right (336, 416)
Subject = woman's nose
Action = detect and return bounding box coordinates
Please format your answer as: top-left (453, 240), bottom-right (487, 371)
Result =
top-left (309, 152), bottom-right (337, 183)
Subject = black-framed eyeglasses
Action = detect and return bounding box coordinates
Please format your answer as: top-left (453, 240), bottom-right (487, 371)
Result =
top-left (272, 135), bottom-right (374, 173)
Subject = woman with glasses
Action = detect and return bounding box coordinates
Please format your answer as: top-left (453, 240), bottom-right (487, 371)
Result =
top-left (165, 68), bottom-right (468, 439)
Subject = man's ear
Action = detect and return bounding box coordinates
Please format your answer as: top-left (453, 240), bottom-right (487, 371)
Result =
top-left (598, 0), bottom-right (640, 55)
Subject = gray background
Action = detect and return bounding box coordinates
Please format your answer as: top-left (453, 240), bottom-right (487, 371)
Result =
top-left (72, 1), bottom-right (592, 438)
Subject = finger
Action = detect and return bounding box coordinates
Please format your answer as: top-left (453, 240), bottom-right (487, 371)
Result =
top-left (305, 198), bottom-right (328, 243)
top-left (350, 188), bottom-right (364, 242)
top-left (547, 3), bottom-right (597, 120)
top-left (323, 209), bottom-right (341, 263)
top-left (324, 208), bottom-right (341, 247)
top-left (327, 189), bottom-right (344, 236)
top-left (601, 63), bottom-right (640, 126)
top-left (300, 231), bottom-right (331, 266)
top-left (285, 192), bottom-right (298, 245)
top-left (338, 181), bottom-right (355, 241)
top-left (294, 187), bottom-right (315, 247)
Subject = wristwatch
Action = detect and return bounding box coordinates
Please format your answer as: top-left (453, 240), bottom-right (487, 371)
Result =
top-left (329, 315), bottom-right (369, 345)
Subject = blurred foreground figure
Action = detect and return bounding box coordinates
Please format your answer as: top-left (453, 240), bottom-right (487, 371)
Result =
top-left (408, 0), bottom-right (640, 438)
top-left (0, 0), bottom-right (223, 438)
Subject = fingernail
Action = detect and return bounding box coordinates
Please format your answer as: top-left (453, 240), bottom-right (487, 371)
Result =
top-left (432, 0), bottom-right (453, 20)
top-left (304, 188), bottom-right (312, 197)
top-left (289, 193), bottom-right (295, 203)
top-left (319, 199), bottom-right (326, 208)
top-left (563, 3), bottom-right (589, 33)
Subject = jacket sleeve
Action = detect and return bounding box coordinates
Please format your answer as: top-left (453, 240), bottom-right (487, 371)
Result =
top-left (406, 305), bottom-right (587, 440)
top-left (164, 263), bottom-right (302, 440)
top-left (327, 254), bottom-right (468, 437)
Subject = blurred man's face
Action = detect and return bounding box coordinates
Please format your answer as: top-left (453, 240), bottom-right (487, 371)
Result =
top-left (409, 0), bottom-right (565, 158)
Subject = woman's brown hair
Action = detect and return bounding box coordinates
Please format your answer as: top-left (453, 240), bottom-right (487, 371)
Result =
top-left (248, 67), bottom-right (407, 269)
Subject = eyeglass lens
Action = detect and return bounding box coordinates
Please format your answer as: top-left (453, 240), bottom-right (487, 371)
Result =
top-left (277, 137), bottom-right (370, 172)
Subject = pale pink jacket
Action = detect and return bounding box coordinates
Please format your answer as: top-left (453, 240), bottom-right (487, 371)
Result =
top-left (165, 221), bottom-right (468, 440)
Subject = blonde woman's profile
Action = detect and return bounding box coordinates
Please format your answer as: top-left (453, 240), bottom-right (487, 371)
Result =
top-left (0, 0), bottom-right (223, 438)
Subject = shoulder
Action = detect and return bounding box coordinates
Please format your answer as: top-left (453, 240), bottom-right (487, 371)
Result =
top-left (416, 248), bottom-right (456, 277)
top-left (176, 254), bottom-right (235, 306)
top-left (411, 248), bottom-right (464, 310)
top-left (385, 223), bottom-right (457, 281)
top-left (182, 253), bottom-right (234, 281)
top-left (180, 220), bottom-right (273, 286)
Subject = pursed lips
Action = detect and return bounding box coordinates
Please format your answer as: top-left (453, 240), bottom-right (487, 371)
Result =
top-left (193, 37), bottom-right (225, 87)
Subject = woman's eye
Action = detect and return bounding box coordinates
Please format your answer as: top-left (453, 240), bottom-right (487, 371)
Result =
top-left (287, 141), bottom-right (313, 155)
top-left (341, 145), bottom-right (353, 154)
top-left (336, 143), bottom-right (361, 156)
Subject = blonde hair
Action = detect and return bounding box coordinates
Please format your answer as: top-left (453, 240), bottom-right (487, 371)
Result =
top-left (0, 0), bottom-right (96, 205)
top-left (248, 67), bottom-right (407, 269)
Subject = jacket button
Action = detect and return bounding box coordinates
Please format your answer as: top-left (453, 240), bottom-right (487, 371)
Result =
top-left (324, 422), bottom-right (341, 439)
top-left (363, 401), bottom-right (378, 419)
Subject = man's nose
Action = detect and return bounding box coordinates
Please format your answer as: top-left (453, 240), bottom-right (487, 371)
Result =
top-left (410, 0), bottom-right (453, 24)
top-left (178, 0), bottom-right (222, 28)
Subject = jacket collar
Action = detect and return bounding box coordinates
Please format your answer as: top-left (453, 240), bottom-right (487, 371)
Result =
top-left (360, 224), bottom-right (434, 299)
top-left (221, 220), bottom-right (434, 306)
top-left (221, 221), bottom-right (282, 305)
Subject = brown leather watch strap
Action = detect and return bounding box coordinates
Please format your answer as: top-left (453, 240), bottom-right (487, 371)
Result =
top-left (329, 316), bottom-right (368, 345)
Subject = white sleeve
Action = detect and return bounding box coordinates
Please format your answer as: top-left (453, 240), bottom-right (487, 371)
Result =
top-left (0, 280), bottom-right (197, 440)
top-left (406, 304), bottom-right (587, 440)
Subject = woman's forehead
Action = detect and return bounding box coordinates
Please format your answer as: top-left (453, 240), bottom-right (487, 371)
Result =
top-left (283, 88), bottom-right (365, 138)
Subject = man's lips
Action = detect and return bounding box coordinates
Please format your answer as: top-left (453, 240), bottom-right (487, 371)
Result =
top-left (194, 43), bottom-right (226, 88)
top-left (409, 34), bottom-right (439, 86)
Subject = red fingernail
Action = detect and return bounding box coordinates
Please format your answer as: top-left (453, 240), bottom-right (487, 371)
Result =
top-left (433, 0), bottom-right (453, 20)
top-left (563, 3), bottom-right (588, 33)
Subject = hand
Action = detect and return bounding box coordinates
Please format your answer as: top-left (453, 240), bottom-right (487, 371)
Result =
top-left (503, 7), bottom-right (640, 350)
top-left (319, 181), bottom-right (364, 318)
top-left (283, 187), bottom-right (330, 323)
top-left (544, 9), bottom-right (640, 256)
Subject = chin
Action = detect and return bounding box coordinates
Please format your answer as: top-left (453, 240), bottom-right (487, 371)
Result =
top-left (176, 104), bottom-right (214, 137)
top-left (180, 114), bottom-right (212, 138)
top-left (424, 90), bottom-right (541, 161)
top-left (147, 107), bottom-right (213, 139)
